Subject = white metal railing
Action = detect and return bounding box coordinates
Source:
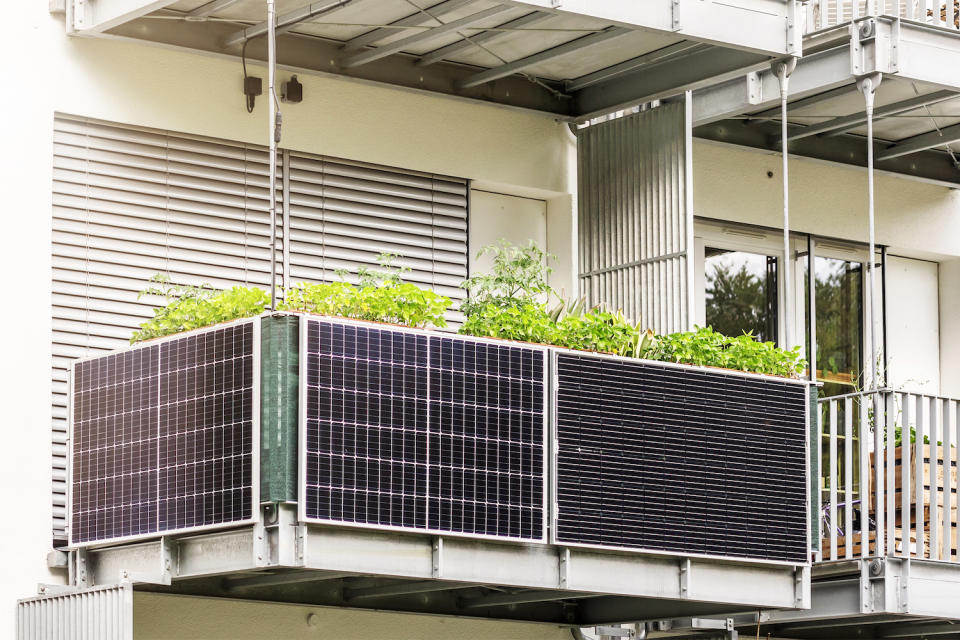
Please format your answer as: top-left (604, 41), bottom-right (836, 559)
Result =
top-left (805, 0), bottom-right (960, 32)
top-left (819, 389), bottom-right (960, 562)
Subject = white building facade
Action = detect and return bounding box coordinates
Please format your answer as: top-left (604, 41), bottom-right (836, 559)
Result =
top-left (3, 0), bottom-right (960, 637)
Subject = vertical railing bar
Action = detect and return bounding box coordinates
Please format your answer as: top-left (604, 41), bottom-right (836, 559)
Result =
top-left (874, 391), bottom-right (886, 557)
top-left (930, 397), bottom-right (941, 560)
top-left (887, 392), bottom-right (896, 555)
top-left (901, 393), bottom-right (912, 557)
top-left (860, 395), bottom-right (871, 558)
top-left (953, 400), bottom-right (959, 562)
top-left (845, 396), bottom-right (854, 559)
top-left (915, 395), bottom-right (926, 557)
top-left (830, 400), bottom-right (839, 560)
top-left (937, 400), bottom-right (953, 560)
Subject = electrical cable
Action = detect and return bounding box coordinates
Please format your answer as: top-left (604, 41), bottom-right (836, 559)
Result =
top-left (242, 38), bottom-right (255, 113)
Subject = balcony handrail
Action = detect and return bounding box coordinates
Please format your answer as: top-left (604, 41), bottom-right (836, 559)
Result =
top-left (804, 0), bottom-right (960, 33)
top-left (818, 388), bottom-right (960, 563)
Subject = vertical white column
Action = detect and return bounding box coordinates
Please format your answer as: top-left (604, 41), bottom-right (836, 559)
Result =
top-left (684, 91), bottom-right (696, 331)
top-left (774, 58), bottom-right (797, 349)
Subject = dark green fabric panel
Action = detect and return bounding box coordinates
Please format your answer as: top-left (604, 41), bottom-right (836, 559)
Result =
top-left (260, 315), bottom-right (300, 503)
top-left (809, 384), bottom-right (820, 551)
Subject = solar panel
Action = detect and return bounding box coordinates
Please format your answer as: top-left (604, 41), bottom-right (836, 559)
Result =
top-left (301, 319), bottom-right (547, 541)
top-left (553, 352), bottom-right (808, 564)
top-left (70, 320), bottom-right (257, 545)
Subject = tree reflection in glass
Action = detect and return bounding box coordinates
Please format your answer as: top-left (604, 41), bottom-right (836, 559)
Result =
top-left (812, 256), bottom-right (863, 398)
top-left (705, 248), bottom-right (779, 344)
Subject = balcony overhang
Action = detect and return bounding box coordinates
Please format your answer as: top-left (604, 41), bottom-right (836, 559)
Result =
top-left (71, 509), bottom-right (810, 626)
top-left (692, 17), bottom-right (960, 186)
top-left (66, 0), bottom-right (797, 119)
top-left (735, 557), bottom-right (960, 639)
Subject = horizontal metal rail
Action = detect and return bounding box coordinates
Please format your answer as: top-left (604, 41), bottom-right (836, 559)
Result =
top-left (819, 389), bottom-right (960, 563)
top-left (805, 0), bottom-right (959, 33)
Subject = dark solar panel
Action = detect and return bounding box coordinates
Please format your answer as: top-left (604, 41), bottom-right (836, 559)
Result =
top-left (70, 321), bottom-right (256, 545)
top-left (554, 353), bottom-right (808, 564)
top-left (302, 319), bottom-right (546, 541)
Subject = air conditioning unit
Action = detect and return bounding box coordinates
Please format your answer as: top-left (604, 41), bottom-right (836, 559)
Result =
top-left (68, 313), bottom-right (809, 565)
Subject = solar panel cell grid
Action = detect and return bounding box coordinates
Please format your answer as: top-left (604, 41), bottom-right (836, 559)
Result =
top-left (554, 353), bottom-right (808, 564)
top-left (303, 319), bottom-right (546, 541)
top-left (70, 322), bottom-right (256, 545)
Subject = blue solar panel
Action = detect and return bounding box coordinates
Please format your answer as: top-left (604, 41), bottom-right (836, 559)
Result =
top-left (554, 352), bottom-right (808, 563)
top-left (302, 319), bottom-right (546, 541)
top-left (70, 321), bottom-right (256, 545)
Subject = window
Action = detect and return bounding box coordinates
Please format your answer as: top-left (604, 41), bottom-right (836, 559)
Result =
top-left (704, 248), bottom-right (779, 343)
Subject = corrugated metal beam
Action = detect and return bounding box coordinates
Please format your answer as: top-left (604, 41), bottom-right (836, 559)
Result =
top-left (341, 0), bottom-right (475, 52)
top-left (455, 26), bottom-right (632, 90)
top-left (186, 0), bottom-right (241, 19)
top-left (223, 0), bottom-right (352, 48)
top-left (787, 90), bottom-right (957, 141)
top-left (876, 122), bottom-right (960, 161)
top-left (417, 11), bottom-right (551, 67)
top-left (565, 41), bottom-right (705, 92)
top-left (340, 5), bottom-right (514, 70)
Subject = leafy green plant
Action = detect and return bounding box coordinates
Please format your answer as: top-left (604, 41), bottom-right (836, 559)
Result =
top-left (651, 326), bottom-right (806, 377)
top-left (279, 253), bottom-right (450, 328)
top-left (131, 275), bottom-right (270, 343)
top-left (459, 302), bottom-right (555, 343)
top-left (460, 241), bottom-right (556, 317)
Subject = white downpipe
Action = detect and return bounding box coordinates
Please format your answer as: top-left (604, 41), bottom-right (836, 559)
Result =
top-left (775, 58), bottom-right (797, 349)
top-left (267, 0), bottom-right (279, 309)
top-left (684, 91), bottom-right (696, 332)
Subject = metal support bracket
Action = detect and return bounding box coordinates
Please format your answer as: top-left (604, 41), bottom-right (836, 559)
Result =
top-left (794, 565), bottom-right (806, 608)
top-left (850, 17), bottom-right (899, 77)
top-left (671, 0), bottom-right (681, 31)
top-left (746, 72), bottom-right (762, 105)
top-left (559, 547), bottom-right (570, 588)
top-left (432, 536), bottom-right (443, 578)
top-left (37, 584), bottom-right (79, 596)
top-left (75, 548), bottom-right (92, 589)
top-left (116, 536), bottom-right (174, 586)
top-left (899, 558), bottom-right (910, 613)
top-left (679, 558), bottom-right (691, 598)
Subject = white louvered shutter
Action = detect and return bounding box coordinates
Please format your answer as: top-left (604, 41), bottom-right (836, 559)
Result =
top-left (286, 152), bottom-right (468, 322)
top-left (50, 115), bottom-right (468, 543)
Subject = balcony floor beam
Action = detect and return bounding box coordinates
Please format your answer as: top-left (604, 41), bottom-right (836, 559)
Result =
top-left (876, 122), bottom-right (960, 161)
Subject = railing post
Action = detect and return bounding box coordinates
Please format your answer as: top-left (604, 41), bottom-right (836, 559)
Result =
top-left (829, 401), bottom-right (838, 560)
top-left (915, 395), bottom-right (927, 556)
top-left (901, 394), bottom-right (912, 558)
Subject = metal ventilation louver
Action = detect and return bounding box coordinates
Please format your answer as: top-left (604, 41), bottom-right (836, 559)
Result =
top-left (68, 319), bottom-right (259, 546)
top-left (299, 318), bottom-right (548, 541)
top-left (552, 352), bottom-right (809, 564)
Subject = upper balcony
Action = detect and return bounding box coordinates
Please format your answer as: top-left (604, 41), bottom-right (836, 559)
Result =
top-left (695, 0), bottom-right (960, 186)
top-left (64, 0), bottom-right (798, 119)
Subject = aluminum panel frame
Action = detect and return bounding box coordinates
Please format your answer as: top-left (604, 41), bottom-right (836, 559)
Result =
top-left (548, 345), bottom-right (811, 569)
top-left (297, 314), bottom-right (550, 545)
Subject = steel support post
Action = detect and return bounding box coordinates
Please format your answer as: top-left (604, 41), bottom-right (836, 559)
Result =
top-left (267, 0), bottom-right (279, 310)
top-left (773, 57), bottom-right (797, 350)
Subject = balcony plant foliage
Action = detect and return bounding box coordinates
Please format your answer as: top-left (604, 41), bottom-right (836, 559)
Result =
top-left (131, 274), bottom-right (270, 343)
top-left (459, 241), bottom-right (805, 377)
top-left (130, 254), bottom-right (450, 344)
top-left (280, 253), bottom-right (451, 329)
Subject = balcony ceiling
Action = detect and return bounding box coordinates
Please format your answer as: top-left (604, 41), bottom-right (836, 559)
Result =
top-left (77, 0), bottom-right (793, 119)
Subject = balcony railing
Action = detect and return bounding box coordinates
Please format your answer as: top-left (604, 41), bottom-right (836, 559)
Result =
top-left (819, 389), bottom-right (960, 562)
top-left (805, 0), bottom-right (960, 32)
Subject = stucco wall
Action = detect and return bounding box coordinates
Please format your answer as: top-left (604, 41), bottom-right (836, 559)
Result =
top-left (133, 594), bottom-right (570, 640)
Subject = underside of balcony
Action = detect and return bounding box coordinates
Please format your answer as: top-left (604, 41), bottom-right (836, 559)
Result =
top-left (64, 0), bottom-right (795, 119)
top-left (67, 515), bottom-right (808, 626)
